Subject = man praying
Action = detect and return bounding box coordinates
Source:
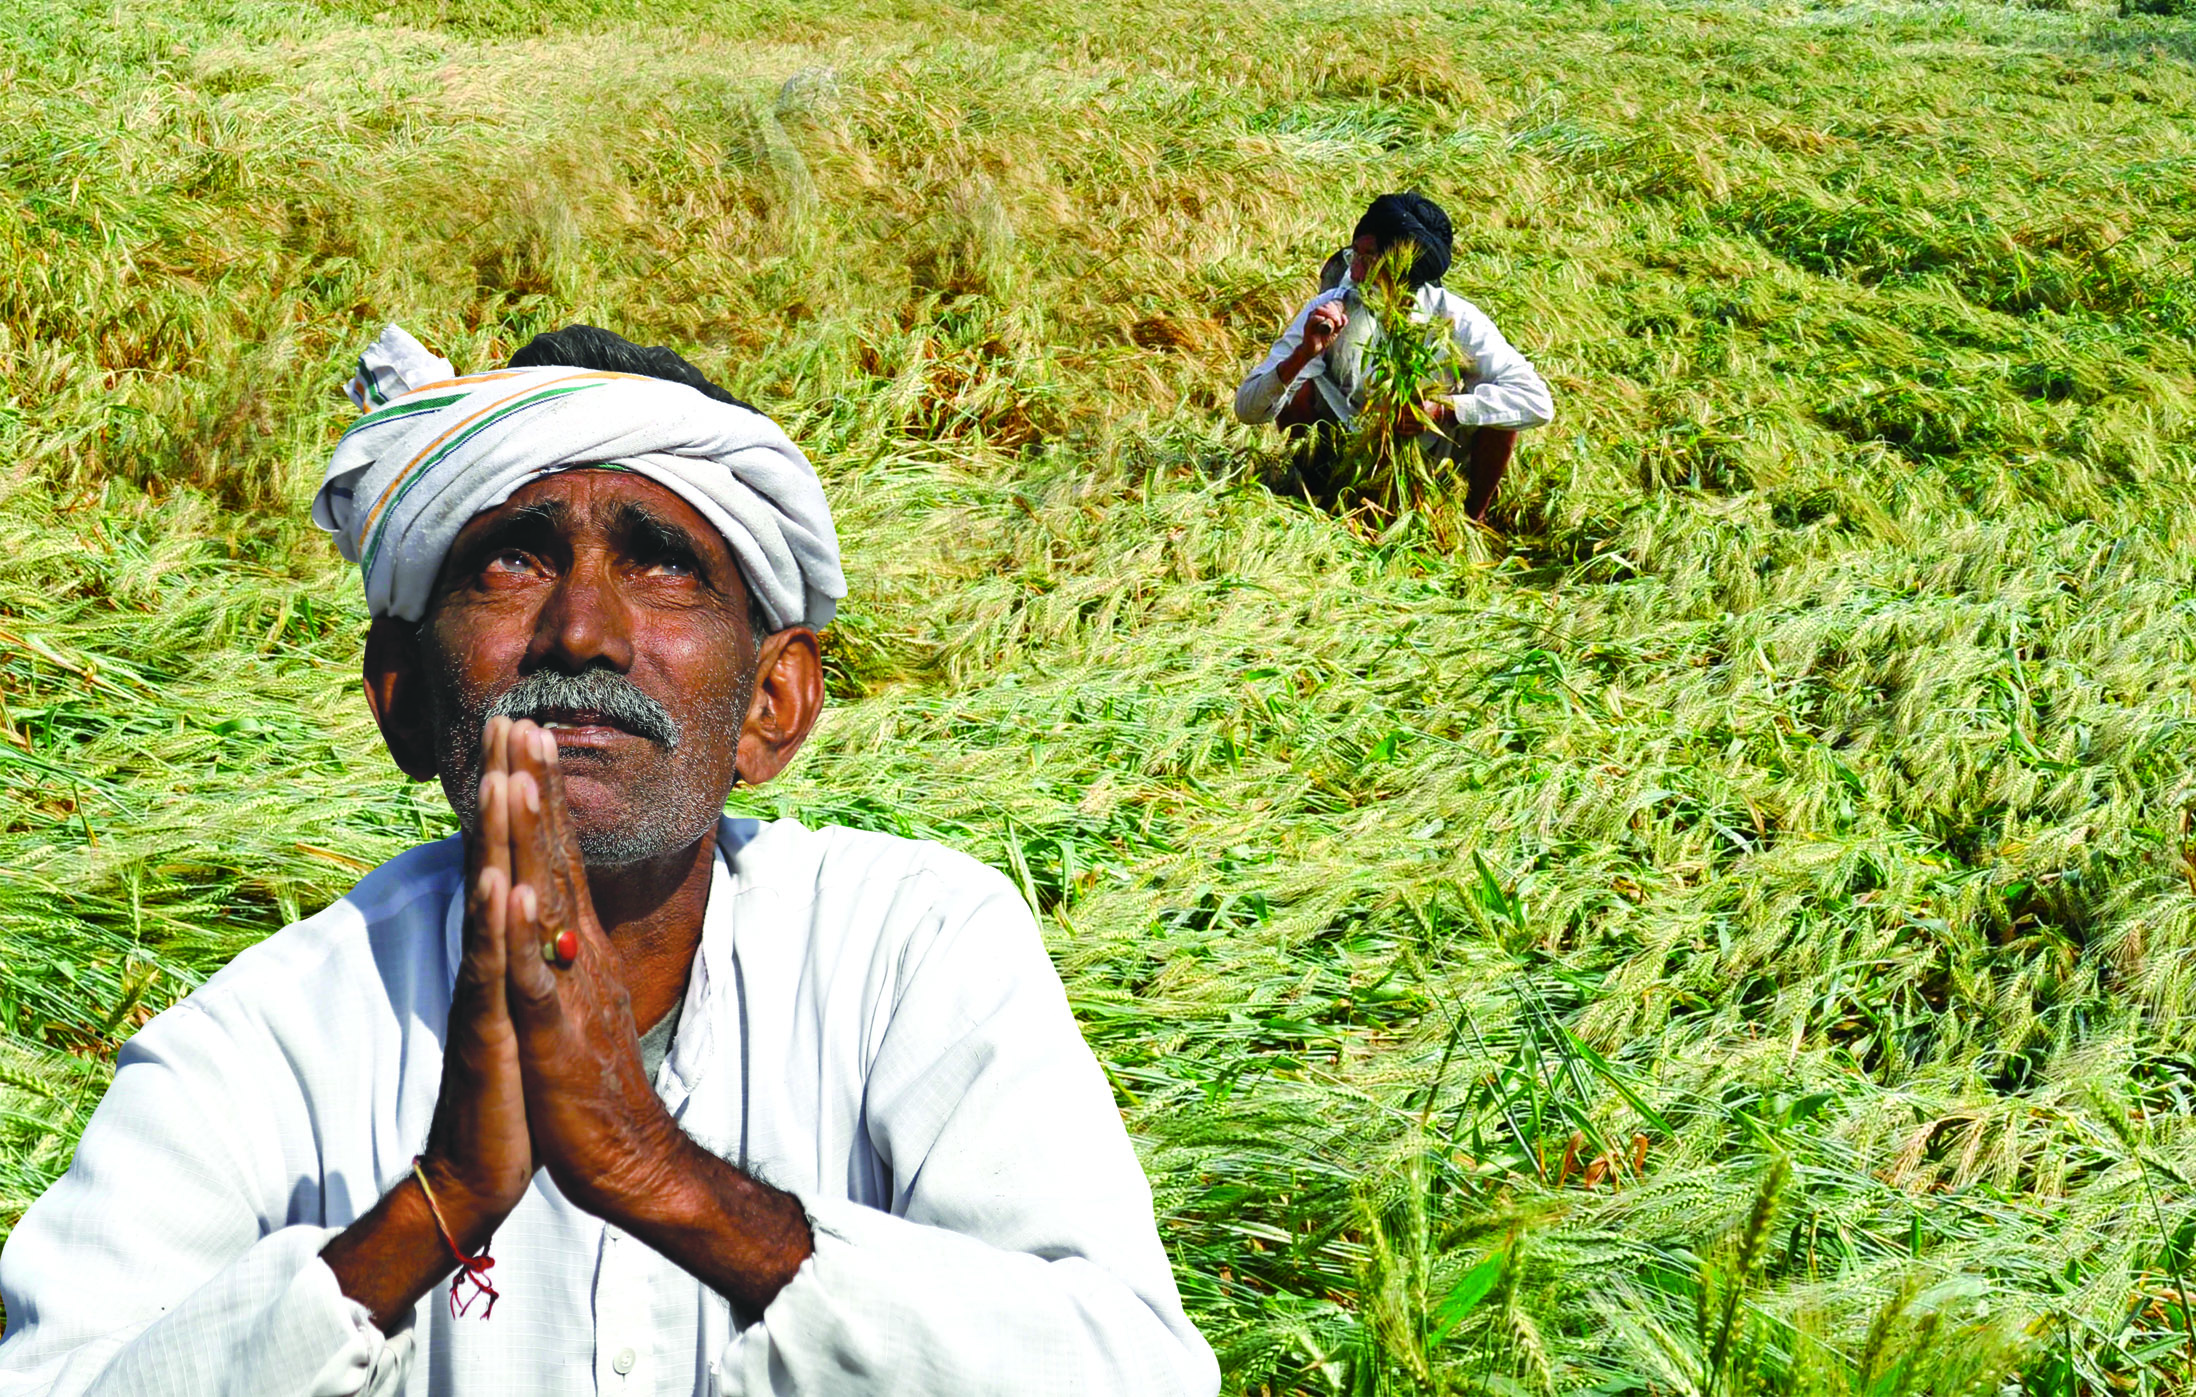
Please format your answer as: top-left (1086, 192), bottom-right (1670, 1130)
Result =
top-left (1235, 191), bottom-right (1555, 521)
top-left (0, 325), bottom-right (1220, 1395)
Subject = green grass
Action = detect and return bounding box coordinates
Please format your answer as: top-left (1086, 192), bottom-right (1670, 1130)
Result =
top-left (7, 0), bottom-right (2196, 1388)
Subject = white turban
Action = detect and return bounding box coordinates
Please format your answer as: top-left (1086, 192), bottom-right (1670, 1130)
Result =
top-left (313, 325), bottom-right (845, 632)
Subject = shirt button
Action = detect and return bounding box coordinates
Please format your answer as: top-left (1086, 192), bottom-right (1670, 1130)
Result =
top-left (613, 1347), bottom-right (637, 1375)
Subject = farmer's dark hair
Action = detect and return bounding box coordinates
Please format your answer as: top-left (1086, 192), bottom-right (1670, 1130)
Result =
top-left (506, 325), bottom-right (775, 637)
top-left (1353, 191), bottom-right (1453, 289)
top-left (508, 324), bottom-right (755, 412)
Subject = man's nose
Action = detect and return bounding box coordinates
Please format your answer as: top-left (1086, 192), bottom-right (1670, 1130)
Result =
top-left (531, 551), bottom-right (635, 672)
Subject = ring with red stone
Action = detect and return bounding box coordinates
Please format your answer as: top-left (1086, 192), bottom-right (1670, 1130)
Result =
top-left (541, 929), bottom-right (579, 966)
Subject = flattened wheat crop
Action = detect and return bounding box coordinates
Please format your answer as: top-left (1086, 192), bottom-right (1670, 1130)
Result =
top-left (6, 0), bottom-right (2196, 1388)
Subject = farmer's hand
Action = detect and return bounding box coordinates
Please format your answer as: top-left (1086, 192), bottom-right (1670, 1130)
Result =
top-left (1301, 300), bottom-right (1347, 356)
top-left (493, 719), bottom-right (675, 1221)
top-left (1421, 397), bottom-right (1456, 428)
top-left (416, 714), bottom-right (540, 1239)
top-left (1276, 300), bottom-right (1349, 384)
top-left (494, 720), bottom-right (812, 1311)
top-left (322, 714), bottom-right (537, 1327)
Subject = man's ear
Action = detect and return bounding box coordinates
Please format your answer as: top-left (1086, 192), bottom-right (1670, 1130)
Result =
top-left (363, 616), bottom-right (440, 782)
top-left (736, 628), bottom-right (823, 787)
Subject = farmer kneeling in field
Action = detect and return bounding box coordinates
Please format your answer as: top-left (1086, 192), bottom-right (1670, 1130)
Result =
top-left (1235, 191), bottom-right (1555, 521)
top-left (0, 326), bottom-right (1218, 1396)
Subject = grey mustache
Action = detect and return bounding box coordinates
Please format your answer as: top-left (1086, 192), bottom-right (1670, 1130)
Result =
top-left (484, 669), bottom-right (683, 749)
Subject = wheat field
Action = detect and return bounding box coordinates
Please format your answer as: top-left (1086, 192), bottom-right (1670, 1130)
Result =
top-left (6, 0), bottom-right (2196, 1388)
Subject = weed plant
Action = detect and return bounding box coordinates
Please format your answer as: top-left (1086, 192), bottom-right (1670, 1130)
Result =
top-left (6, 0), bottom-right (2196, 1390)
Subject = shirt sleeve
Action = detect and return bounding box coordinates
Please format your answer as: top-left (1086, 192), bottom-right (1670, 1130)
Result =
top-left (713, 873), bottom-right (1219, 1396)
top-left (0, 1005), bottom-right (411, 1397)
top-left (1439, 293), bottom-right (1555, 431)
top-left (1233, 291), bottom-right (1336, 424)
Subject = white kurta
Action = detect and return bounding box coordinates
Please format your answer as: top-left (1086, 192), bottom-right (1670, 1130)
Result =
top-left (1233, 283), bottom-right (1555, 432)
top-left (0, 817), bottom-right (1219, 1396)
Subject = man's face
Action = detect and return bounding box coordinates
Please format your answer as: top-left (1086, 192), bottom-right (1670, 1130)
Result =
top-left (416, 469), bottom-right (758, 868)
top-left (1346, 233), bottom-right (1382, 287)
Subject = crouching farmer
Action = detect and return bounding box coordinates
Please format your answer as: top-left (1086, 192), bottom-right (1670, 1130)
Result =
top-left (1235, 192), bottom-right (1555, 522)
top-left (0, 324), bottom-right (1218, 1396)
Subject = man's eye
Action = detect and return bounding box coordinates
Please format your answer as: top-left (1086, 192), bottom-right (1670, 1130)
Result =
top-left (485, 550), bottom-right (538, 575)
top-left (643, 556), bottom-right (697, 578)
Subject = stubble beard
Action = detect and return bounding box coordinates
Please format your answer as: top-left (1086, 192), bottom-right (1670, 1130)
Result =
top-left (432, 663), bottom-right (756, 871)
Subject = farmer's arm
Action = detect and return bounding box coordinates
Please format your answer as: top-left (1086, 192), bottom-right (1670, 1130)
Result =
top-left (1439, 294), bottom-right (1554, 430)
top-left (1236, 291), bottom-right (1346, 423)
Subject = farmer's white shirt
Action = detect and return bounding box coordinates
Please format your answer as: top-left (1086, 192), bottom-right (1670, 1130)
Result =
top-left (1233, 283), bottom-right (1555, 431)
top-left (0, 817), bottom-right (1219, 1397)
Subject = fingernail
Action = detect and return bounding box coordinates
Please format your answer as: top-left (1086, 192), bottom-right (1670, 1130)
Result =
top-left (514, 885), bottom-right (536, 922)
top-left (520, 776), bottom-right (539, 813)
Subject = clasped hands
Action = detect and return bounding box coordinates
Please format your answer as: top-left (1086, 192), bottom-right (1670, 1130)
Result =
top-left (416, 715), bottom-right (686, 1251)
top-left (327, 716), bottom-right (809, 1326)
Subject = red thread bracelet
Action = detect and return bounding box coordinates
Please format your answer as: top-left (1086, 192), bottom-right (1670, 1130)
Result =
top-left (412, 1156), bottom-right (500, 1319)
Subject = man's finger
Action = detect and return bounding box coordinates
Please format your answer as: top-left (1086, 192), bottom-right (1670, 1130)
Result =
top-left (486, 713), bottom-right (511, 777)
top-left (506, 723), bottom-right (574, 983)
top-left (474, 770), bottom-right (513, 968)
top-left (532, 739), bottom-right (602, 949)
top-left (537, 735), bottom-right (578, 860)
top-left (463, 716), bottom-right (512, 913)
top-left (507, 727), bottom-right (551, 933)
top-left (504, 876), bottom-right (560, 1008)
top-left (463, 720), bottom-right (504, 888)
top-left (458, 769), bottom-right (515, 997)
top-left (466, 863), bottom-right (511, 992)
top-left (502, 734), bottom-right (561, 1008)
top-left (520, 727), bottom-right (585, 939)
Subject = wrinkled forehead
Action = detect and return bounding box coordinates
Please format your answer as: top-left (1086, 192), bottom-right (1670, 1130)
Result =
top-left (456, 466), bottom-right (729, 550)
top-left (422, 466), bottom-right (759, 634)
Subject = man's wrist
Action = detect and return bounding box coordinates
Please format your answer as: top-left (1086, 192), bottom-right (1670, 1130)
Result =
top-left (323, 1171), bottom-right (467, 1330)
top-left (588, 1119), bottom-right (710, 1235)
top-left (610, 1130), bottom-right (815, 1312)
top-left (415, 1151), bottom-right (509, 1254)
